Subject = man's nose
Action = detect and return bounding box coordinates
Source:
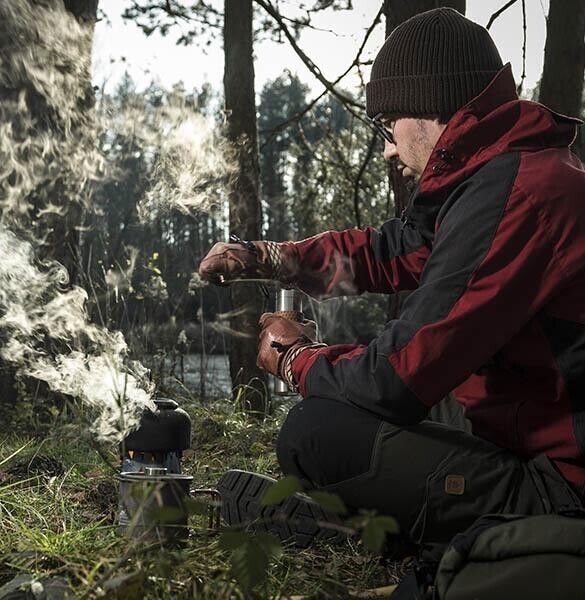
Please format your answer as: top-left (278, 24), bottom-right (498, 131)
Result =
top-left (383, 140), bottom-right (398, 162)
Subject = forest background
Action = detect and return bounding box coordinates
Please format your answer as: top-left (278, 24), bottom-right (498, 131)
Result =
top-left (87, 0), bottom-right (585, 412)
top-left (0, 0), bottom-right (583, 598)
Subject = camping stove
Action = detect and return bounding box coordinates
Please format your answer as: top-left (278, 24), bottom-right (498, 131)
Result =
top-left (118, 397), bottom-right (193, 539)
top-left (120, 397), bottom-right (191, 474)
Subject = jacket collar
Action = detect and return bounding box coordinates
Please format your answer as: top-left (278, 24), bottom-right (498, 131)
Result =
top-left (415, 63), bottom-right (582, 201)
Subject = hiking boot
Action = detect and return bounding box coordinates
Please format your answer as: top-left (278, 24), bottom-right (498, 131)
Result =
top-left (216, 469), bottom-right (348, 548)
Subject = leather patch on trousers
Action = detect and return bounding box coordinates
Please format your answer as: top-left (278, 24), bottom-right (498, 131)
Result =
top-left (445, 474), bottom-right (465, 495)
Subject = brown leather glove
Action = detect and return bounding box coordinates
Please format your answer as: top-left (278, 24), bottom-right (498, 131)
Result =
top-left (198, 240), bottom-right (282, 284)
top-left (257, 312), bottom-right (326, 389)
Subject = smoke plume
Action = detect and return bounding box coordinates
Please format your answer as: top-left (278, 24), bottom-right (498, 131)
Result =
top-left (98, 89), bottom-right (236, 224)
top-left (0, 1), bottom-right (154, 441)
top-left (0, 228), bottom-right (154, 441)
top-left (0, 0), bottom-right (103, 226)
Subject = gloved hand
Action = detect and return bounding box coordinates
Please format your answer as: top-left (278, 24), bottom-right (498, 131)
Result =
top-left (257, 312), bottom-right (326, 390)
top-left (198, 240), bottom-right (282, 284)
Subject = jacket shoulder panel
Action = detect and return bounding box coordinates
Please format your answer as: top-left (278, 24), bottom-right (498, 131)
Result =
top-left (391, 152), bottom-right (522, 349)
top-left (436, 152), bottom-right (521, 230)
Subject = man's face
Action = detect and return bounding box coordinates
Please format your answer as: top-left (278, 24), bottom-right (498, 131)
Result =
top-left (381, 117), bottom-right (446, 180)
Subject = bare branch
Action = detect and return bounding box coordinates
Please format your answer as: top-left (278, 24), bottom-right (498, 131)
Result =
top-left (123, 0), bottom-right (223, 35)
top-left (127, 0), bottom-right (190, 21)
top-left (259, 88), bottom-right (327, 149)
top-left (258, 3), bottom-right (384, 146)
top-left (253, 0), bottom-right (367, 118)
top-left (486, 0), bottom-right (520, 30)
top-left (517, 0), bottom-right (527, 94)
top-left (352, 131), bottom-right (377, 228)
top-left (279, 14), bottom-right (339, 35)
top-left (302, 0), bottom-right (353, 20)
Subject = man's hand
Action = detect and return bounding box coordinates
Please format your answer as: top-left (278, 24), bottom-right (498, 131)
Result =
top-left (198, 241), bottom-right (278, 284)
top-left (257, 313), bottom-right (318, 379)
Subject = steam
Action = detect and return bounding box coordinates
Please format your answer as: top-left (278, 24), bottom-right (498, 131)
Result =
top-left (0, 0), bottom-right (103, 225)
top-left (98, 91), bottom-right (236, 223)
top-left (140, 112), bottom-right (235, 221)
top-left (104, 246), bottom-right (140, 301)
top-left (0, 228), bottom-right (154, 441)
top-left (0, 0), bottom-right (236, 441)
top-left (0, 1), bottom-right (154, 442)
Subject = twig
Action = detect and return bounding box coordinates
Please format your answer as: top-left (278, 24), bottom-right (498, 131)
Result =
top-left (517, 0), bottom-right (527, 95)
top-left (351, 585), bottom-right (398, 599)
top-left (259, 3), bottom-right (383, 146)
top-left (253, 0), bottom-right (368, 119)
top-left (259, 89), bottom-right (328, 150)
top-left (486, 0), bottom-right (520, 30)
top-left (286, 585), bottom-right (398, 600)
top-left (352, 131), bottom-right (377, 228)
top-left (355, 6), bottom-right (384, 63)
top-left (77, 538), bottom-right (159, 599)
top-left (278, 14), bottom-right (338, 35)
top-left (308, 118), bottom-right (361, 188)
top-left (126, 0), bottom-right (221, 25)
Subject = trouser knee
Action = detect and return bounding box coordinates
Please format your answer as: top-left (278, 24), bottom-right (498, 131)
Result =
top-left (276, 401), bottom-right (311, 485)
top-left (276, 396), bottom-right (383, 489)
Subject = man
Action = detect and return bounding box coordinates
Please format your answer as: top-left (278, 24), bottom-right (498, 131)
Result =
top-left (199, 8), bottom-right (585, 549)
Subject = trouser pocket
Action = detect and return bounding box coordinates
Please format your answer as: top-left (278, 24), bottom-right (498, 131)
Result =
top-left (410, 451), bottom-right (545, 546)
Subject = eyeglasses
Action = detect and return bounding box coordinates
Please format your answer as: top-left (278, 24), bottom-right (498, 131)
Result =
top-left (369, 112), bottom-right (394, 144)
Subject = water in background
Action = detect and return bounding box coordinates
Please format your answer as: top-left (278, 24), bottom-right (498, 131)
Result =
top-left (146, 353), bottom-right (228, 397)
top-left (183, 353), bottom-right (231, 396)
top-left (151, 353), bottom-right (290, 400)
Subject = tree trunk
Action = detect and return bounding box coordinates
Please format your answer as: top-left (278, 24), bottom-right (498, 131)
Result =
top-left (538, 0), bottom-right (585, 157)
top-left (382, 0), bottom-right (466, 218)
top-left (64, 0), bottom-right (99, 22)
top-left (263, 146), bottom-right (288, 241)
top-left (224, 0), bottom-right (268, 415)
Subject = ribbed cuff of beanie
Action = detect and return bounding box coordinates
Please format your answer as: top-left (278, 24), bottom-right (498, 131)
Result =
top-left (366, 70), bottom-right (500, 118)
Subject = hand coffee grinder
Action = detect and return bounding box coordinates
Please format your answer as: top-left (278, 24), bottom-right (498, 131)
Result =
top-left (274, 287), bottom-right (304, 395)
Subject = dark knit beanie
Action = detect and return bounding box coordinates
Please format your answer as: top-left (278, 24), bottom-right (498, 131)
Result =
top-left (366, 8), bottom-right (504, 119)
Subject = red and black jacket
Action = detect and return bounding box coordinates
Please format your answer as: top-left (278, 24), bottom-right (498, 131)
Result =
top-left (283, 65), bottom-right (585, 494)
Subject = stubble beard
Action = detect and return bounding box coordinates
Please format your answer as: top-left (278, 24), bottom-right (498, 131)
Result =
top-left (402, 120), bottom-right (435, 180)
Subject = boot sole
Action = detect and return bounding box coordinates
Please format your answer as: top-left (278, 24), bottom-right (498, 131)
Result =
top-left (217, 469), bottom-right (348, 548)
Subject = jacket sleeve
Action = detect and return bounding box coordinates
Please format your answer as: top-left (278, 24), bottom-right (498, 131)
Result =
top-left (279, 220), bottom-right (430, 300)
top-left (290, 154), bottom-right (562, 423)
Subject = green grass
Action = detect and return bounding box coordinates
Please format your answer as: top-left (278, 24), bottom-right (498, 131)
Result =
top-left (0, 397), bottom-right (406, 599)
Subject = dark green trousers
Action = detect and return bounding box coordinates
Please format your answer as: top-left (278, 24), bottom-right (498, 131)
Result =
top-left (276, 396), bottom-right (582, 547)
